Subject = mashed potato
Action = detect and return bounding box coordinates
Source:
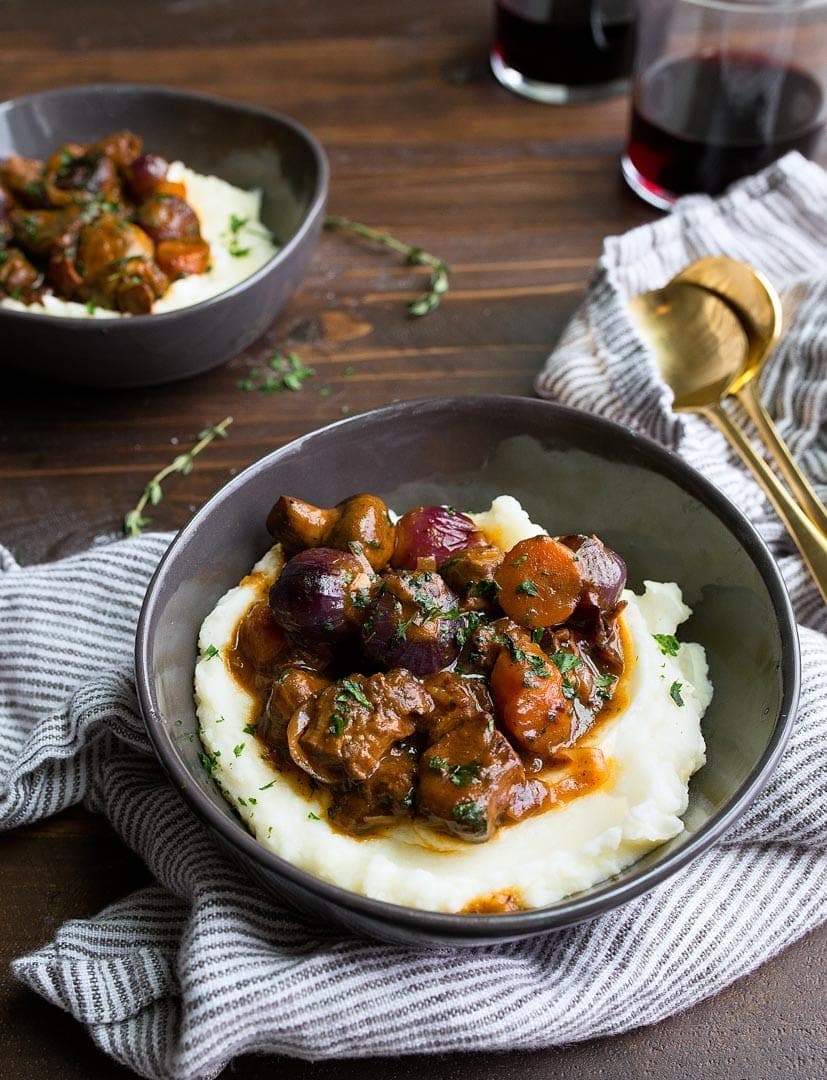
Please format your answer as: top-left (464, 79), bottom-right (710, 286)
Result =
top-left (0, 162), bottom-right (276, 318)
top-left (194, 499), bottom-right (712, 913)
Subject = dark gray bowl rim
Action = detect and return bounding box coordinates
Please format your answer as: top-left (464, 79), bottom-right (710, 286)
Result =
top-left (0, 82), bottom-right (329, 326)
top-left (136, 395), bottom-right (801, 941)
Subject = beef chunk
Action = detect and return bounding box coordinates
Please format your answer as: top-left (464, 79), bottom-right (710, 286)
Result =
top-left (329, 740), bottom-right (418, 833)
top-left (440, 543), bottom-right (504, 611)
top-left (0, 247), bottom-right (43, 303)
top-left (293, 669), bottom-right (432, 783)
top-left (417, 715), bottom-right (531, 842)
top-left (260, 667), bottom-right (331, 749)
top-left (421, 670), bottom-right (493, 741)
top-left (455, 617), bottom-right (511, 676)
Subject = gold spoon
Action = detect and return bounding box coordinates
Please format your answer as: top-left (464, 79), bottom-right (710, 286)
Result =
top-left (629, 281), bottom-right (827, 602)
top-left (674, 256), bottom-right (827, 535)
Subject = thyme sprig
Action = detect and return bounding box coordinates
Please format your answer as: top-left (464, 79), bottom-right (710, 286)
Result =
top-left (323, 214), bottom-right (450, 317)
top-left (124, 417), bottom-right (233, 537)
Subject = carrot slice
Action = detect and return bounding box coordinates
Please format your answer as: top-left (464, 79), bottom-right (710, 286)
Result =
top-left (154, 179), bottom-right (187, 199)
top-left (155, 238), bottom-right (210, 278)
top-left (494, 535), bottom-right (582, 629)
top-left (489, 631), bottom-right (573, 759)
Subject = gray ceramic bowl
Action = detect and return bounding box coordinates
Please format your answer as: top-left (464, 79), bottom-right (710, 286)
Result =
top-left (136, 396), bottom-right (799, 946)
top-left (0, 83), bottom-right (328, 387)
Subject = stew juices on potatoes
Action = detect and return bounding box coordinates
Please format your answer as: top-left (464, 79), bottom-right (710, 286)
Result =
top-left (0, 131), bottom-right (209, 314)
top-left (227, 494), bottom-right (629, 845)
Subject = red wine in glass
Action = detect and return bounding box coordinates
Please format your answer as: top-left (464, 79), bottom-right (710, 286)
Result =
top-left (624, 51), bottom-right (826, 207)
top-left (492, 0), bottom-right (637, 100)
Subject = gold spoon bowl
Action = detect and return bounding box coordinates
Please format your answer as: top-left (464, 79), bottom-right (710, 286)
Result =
top-left (674, 256), bottom-right (827, 536)
top-left (629, 281), bottom-right (827, 603)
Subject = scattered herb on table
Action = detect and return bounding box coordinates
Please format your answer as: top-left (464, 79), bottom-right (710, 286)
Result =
top-left (236, 352), bottom-right (315, 394)
top-left (123, 416), bottom-right (233, 537)
top-left (323, 214), bottom-right (451, 317)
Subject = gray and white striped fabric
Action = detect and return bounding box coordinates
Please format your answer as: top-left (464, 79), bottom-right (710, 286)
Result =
top-left (3, 152), bottom-right (826, 1080)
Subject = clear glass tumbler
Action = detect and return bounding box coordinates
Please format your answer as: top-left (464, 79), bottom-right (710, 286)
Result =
top-left (622, 0), bottom-right (827, 209)
top-left (491, 1), bottom-right (639, 103)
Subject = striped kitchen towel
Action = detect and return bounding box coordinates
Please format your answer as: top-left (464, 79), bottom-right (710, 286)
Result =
top-left (2, 152), bottom-right (827, 1080)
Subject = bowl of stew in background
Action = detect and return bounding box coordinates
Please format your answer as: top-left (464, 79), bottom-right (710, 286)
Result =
top-left (135, 395), bottom-right (799, 946)
top-left (0, 83), bottom-right (328, 388)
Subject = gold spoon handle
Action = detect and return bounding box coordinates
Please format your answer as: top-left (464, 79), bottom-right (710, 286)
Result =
top-left (735, 380), bottom-right (827, 537)
top-left (702, 402), bottom-right (827, 604)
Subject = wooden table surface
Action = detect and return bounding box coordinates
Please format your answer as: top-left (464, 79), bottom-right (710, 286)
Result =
top-left (0, 1), bottom-right (824, 1076)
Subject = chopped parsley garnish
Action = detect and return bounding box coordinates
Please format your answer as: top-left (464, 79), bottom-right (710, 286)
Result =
top-left (226, 213), bottom-right (251, 257)
top-left (202, 644), bottom-right (220, 661)
top-left (669, 681), bottom-right (685, 707)
top-left (511, 554), bottom-right (528, 567)
top-left (561, 676), bottom-right (578, 700)
top-left (233, 743), bottom-right (245, 757)
top-left (595, 672), bottom-right (617, 701)
top-left (307, 811), bottom-right (321, 821)
top-left (429, 757), bottom-right (481, 787)
top-left (515, 579), bottom-right (539, 596)
top-left (501, 635), bottom-right (528, 663)
top-left (551, 651), bottom-right (582, 674)
top-left (532, 628), bottom-right (544, 644)
top-left (448, 762), bottom-right (480, 787)
top-left (471, 578), bottom-right (500, 601)
top-left (455, 611), bottom-right (482, 647)
top-left (451, 800), bottom-right (487, 833)
top-left (85, 300), bottom-right (97, 315)
top-left (340, 678), bottom-right (372, 708)
top-left (198, 749), bottom-right (221, 775)
top-left (328, 711), bottom-right (349, 736)
top-left (526, 654), bottom-right (552, 678)
top-left (243, 723), bottom-right (257, 735)
top-left (247, 797), bottom-right (257, 805)
top-left (259, 780), bottom-right (276, 790)
top-left (653, 634), bottom-right (681, 657)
